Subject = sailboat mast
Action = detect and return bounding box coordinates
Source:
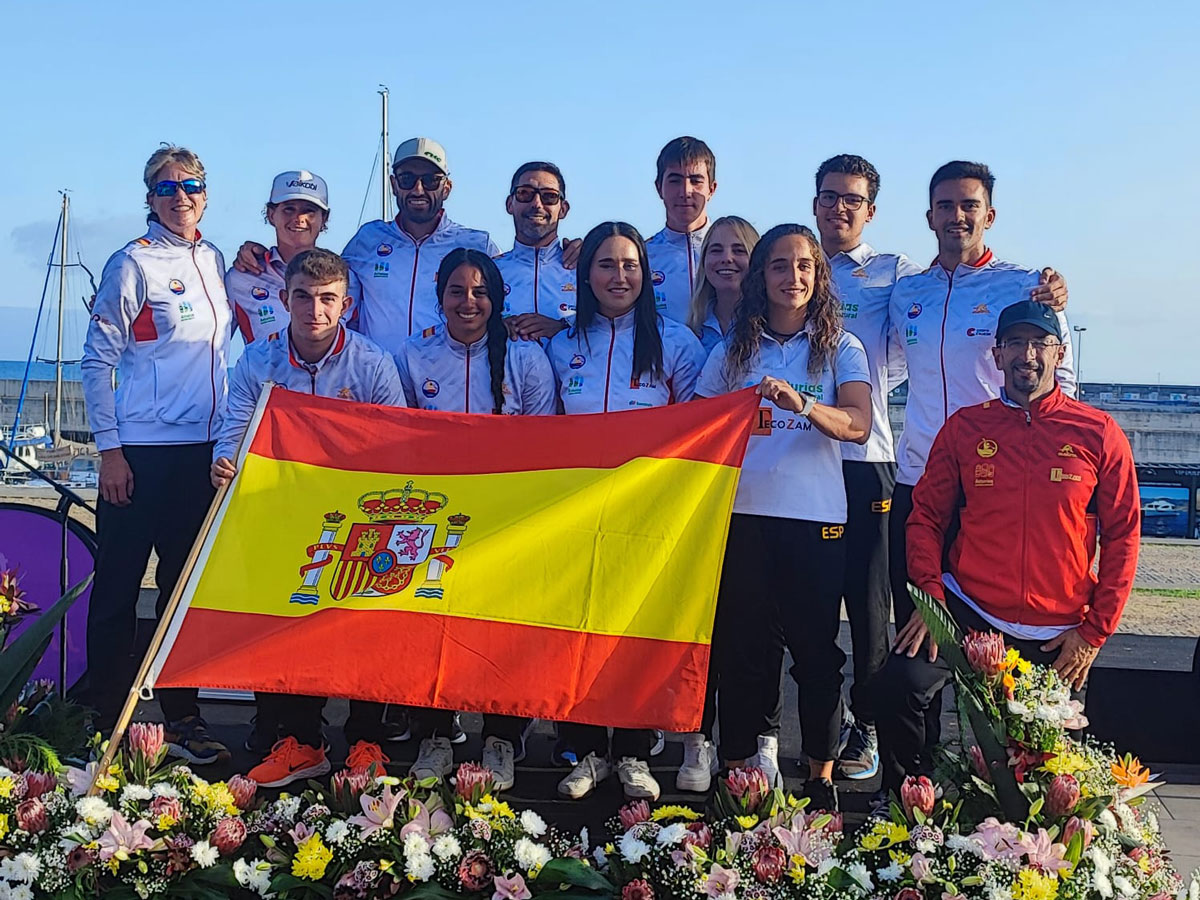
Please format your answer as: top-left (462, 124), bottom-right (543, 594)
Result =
top-left (379, 85), bottom-right (391, 221)
top-left (54, 191), bottom-right (68, 445)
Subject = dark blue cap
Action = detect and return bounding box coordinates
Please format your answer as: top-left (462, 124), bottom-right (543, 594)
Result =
top-left (996, 300), bottom-right (1063, 341)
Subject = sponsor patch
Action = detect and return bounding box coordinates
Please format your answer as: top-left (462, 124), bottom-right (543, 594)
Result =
top-left (852, 268), bottom-right (868, 278)
top-left (907, 303), bottom-right (922, 319)
top-left (651, 270), bottom-right (665, 286)
top-left (377, 243), bottom-right (393, 257)
top-left (905, 324), bottom-right (919, 345)
top-left (1057, 444), bottom-right (1077, 458)
top-left (561, 283), bottom-right (576, 292)
top-left (871, 499), bottom-right (892, 513)
top-left (966, 327), bottom-right (992, 337)
top-left (177, 300), bottom-right (195, 321)
top-left (421, 379), bottom-right (439, 398)
top-left (251, 286), bottom-right (269, 301)
top-left (976, 438), bottom-right (998, 458)
top-left (972, 303), bottom-right (990, 314)
top-left (168, 279), bottom-right (186, 295)
top-left (566, 375), bottom-right (584, 396)
top-left (1050, 467), bottom-right (1081, 483)
top-left (374, 262), bottom-right (389, 278)
top-left (974, 463), bottom-right (995, 486)
top-left (568, 354), bottom-right (585, 369)
top-left (821, 525), bottom-right (845, 540)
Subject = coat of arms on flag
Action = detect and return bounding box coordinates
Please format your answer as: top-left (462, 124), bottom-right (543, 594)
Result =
top-left (290, 481), bottom-right (470, 605)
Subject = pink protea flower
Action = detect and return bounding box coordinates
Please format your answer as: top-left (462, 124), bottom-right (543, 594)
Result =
top-left (751, 844), bottom-right (787, 884)
top-left (150, 795), bottom-right (183, 826)
top-left (66, 845), bottom-right (95, 872)
top-left (1063, 816), bottom-right (1094, 850)
top-left (725, 766), bottom-right (770, 809)
top-left (968, 744), bottom-right (991, 782)
top-left (21, 770), bottom-right (56, 800)
top-left (227, 774), bottom-right (258, 810)
top-left (895, 889), bottom-right (924, 900)
top-left (1045, 774), bottom-right (1081, 818)
top-left (127, 721), bottom-right (165, 762)
top-left (455, 761), bottom-right (495, 803)
top-left (619, 799), bottom-right (652, 830)
top-left (963, 630), bottom-right (1007, 678)
top-left (901, 775), bottom-right (936, 821)
top-left (622, 879), bottom-right (656, 899)
top-left (211, 816), bottom-right (247, 855)
top-left (681, 821), bottom-right (712, 851)
top-left (458, 850), bottom-right (494, 891)
top-left (16, 797), bottom-right (48, 833)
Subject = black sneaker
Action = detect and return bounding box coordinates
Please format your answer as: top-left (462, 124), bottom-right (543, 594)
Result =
top-left (166, 717), bottom-right (230, 766)
top-left (836, 721), bottom-right (879, 780)
top-left (244, 715), bottom-right (282, 754)
top-left (381, 709), bottom-right (412, 743)
top-left (449, 712), bottom-right (467, 745)
top-left (550, 723), bottom-right (578, 767)
top-left (802, 777), bottom-right (838, 813)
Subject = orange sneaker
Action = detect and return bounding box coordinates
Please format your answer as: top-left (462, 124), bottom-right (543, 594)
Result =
top-left (345, 740), bottom-right (390, 777)
top-left (247, 737), bottom-right (331, 788)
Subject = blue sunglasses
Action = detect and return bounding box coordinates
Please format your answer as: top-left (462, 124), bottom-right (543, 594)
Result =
top-left (153, 179), bottom-right (206, 197)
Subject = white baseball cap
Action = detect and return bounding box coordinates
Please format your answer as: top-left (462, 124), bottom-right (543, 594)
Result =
top-left (394, 137), bottom-right (449, 175)
top-left (269, 170), bottom-right (329, 211)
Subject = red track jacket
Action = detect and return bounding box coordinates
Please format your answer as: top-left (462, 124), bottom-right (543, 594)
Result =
top-left (907, 386), bottom-right (1140, 647)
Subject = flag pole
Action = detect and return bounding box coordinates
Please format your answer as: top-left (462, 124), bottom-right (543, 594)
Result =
top-left (87, 386), bottom-right (275, 795)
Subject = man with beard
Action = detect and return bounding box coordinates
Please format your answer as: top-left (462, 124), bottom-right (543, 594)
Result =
top-left (342, 137), bottom-right (498, 352)
top-left (495, 161), bottom-right (576, 341)
top-left (875, 300), bottom-right (1139, 794)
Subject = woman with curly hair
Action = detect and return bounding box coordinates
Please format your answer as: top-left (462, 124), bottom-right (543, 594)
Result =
top-left (695, 223), bottom-right (872, 812)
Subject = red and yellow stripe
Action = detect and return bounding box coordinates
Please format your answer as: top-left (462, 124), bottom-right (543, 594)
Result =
top-left (152, 387), bottom-right (758, 730)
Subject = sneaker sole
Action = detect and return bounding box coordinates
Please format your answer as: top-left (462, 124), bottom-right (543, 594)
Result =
top-left (167, 743), bottom-right (231, 767)
top-left (411, 764), bottom-right (454, 779)
top-left (253, 759), bottom-right (332, 789)
top-left (839, 759), bottom-right (880, 781)
top-left (649, 730), bottom-right (665, 756)
top-left (675, 772), bottom-right (712, 793)
top-left (385, 727), bottom-right (412, 743)
top-left (622, 786), bottom-right (661, 801)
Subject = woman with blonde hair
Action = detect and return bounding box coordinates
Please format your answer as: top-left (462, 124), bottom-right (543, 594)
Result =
top-left (685, 215), bottom-right (759, 353)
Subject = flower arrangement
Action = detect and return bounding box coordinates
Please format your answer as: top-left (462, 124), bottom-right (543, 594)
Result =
top-left (0, 586), bottom-right (1194, 898)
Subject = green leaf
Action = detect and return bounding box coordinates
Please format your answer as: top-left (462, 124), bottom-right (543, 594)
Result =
top-left (909, 584), bottom-right (1029, 824)
top-left (0, 575), bottom-right (92, 713)
top-left (536, 859), bottom-right (616, 894)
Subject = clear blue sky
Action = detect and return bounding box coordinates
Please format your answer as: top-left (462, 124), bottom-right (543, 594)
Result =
top-left (2, 1), bottom-right (1196, 382)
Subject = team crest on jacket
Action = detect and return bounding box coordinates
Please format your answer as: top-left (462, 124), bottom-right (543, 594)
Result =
top-left (168, 279), bottom-right (186, 295)
top-left (976, 438), bottom-right (998, 458)
top-left (907, 303), bottom-right (922, 319)
top-left (421, 379), bottom-right (439, 398)
top-left (290, 482), bottom-right (471, 604)
top-left (377, 243), bottom-right (393, 257)
top-left (251, 286), bottom-right (269, 301)
top-left (568, 353), bottom-right (585, 369)
top-left (651, 270), bottom-right (666, 286)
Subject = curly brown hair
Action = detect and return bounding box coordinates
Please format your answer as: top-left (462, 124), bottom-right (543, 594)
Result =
top-left (725, 224), bottom-right (843, 380)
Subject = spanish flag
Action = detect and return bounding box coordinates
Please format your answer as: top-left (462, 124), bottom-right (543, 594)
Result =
top-left (144, 386), bottom-right (758, 730)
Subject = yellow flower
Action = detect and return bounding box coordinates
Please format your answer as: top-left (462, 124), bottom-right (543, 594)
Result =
top-left (889, 849), bottom-right (912, 866)
top-left (651, 805), bottom-right (702, 822)
top-left (788, 862), bottom-right (806, 884)
top-left (292, 834), bottom-right (333, 881)
top-left (735, 815), bottom-right (759, 829)
top-left (157, 813), bottom-right (177, 830)
top-left (0, 813), bottom-right (9, 841)
top-left (0, 777), bottom-right (13, 799)
top-left (1012, 869), bottom-right (1058, 900)
top-left (96, 775), bottom-right (120, 793)
top-left (1042, 751), bottom-right (1089, 776)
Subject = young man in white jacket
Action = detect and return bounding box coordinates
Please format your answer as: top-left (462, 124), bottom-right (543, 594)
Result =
top-left (212, 248), bottom-right (406, 787)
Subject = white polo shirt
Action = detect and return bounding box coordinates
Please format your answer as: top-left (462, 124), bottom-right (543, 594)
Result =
top-left (395, 325), bottom-right (556, 415)
top-left (828, 242), bottom-right (922, 464)
top-left (697, 327), bottom-right (871, 524)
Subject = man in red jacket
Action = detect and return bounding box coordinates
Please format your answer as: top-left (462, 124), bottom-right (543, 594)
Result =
top-left (875, 300), bottom-right (1140, 794)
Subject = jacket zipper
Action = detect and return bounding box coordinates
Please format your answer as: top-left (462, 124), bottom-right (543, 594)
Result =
top-left (191, 242), bottom-right (220, 441)
top-left (939, 269), bottom-right (953, 423)
top-left (685, 231), bottom-right (695, 296)
top-left (464, 348), bottom-right (471, 413)
top-left (406, 232), bottom-right (430, 338)
top-left (533, 249), bottom-right (540, 315)
top-left (602, 319), bottom-right (616, 412)
top-left (1019, 405), bottom-right (1032, 622)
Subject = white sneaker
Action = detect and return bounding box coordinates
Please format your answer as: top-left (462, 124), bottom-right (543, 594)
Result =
top-left (676, 733), bottom-right (717, 793)
top-left (409, 736), bottom-right (454, 780)
top-left (752, 734), bottom-right (781, 788)
top-left (481, 736), bottom-right (515, 792)
top-left (617, 757), bottom-right (661, 800)
top-left (557, 751), bottom-right (611, 800)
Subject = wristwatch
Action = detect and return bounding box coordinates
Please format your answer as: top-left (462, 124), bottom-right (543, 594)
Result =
top-left (797, 392), bottom-right (817, 417)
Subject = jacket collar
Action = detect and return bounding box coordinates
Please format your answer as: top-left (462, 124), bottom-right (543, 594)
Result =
top-left (391, 210), bottom-right (451, 245)
top-left (287, 323), bottom-right (347, 372)
top-left (146, 220), bottom-right (202, 248)
top-left (829, 241), bottom-right (876, 268)
top-left (506, 239), bottom-right (564, 264)
top-left (930, 247), bottom-right (995, 275)
top-left (659, 219), bottom-right (712, 243)
top-left (999, 384), bottom-right (1066, 417)
top-left (441, 324), bottom-right (489, 359)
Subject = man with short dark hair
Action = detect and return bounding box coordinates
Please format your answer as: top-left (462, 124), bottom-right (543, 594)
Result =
top-left (342, 137), bottom-right (498, 352)
top-left (494, 161), bottom-right (576, 342)
top-left (887, 160), bottom-right (1075, 631)
top-left (875, 300), bottom-right (1140, 794)
top-left (213, 247), bottom-right (407, 787)
top-left (812, 154), bottom-right (922, 781)
top-left (646, 136), bottom-right (717, 324)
